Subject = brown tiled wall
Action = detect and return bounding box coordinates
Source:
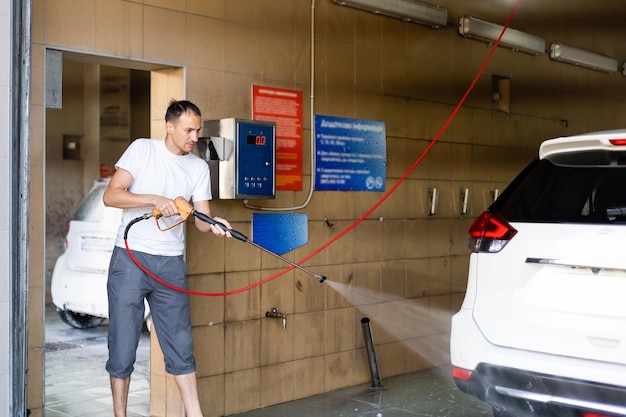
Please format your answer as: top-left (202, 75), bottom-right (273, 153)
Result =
top-left (30, 0), bottom-right (626, 416)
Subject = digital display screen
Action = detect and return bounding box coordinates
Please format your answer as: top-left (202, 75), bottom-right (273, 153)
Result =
top-left (246, 134), bottom-right (266, 146)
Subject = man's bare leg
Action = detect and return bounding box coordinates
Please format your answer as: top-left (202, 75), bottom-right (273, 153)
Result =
top-left (175, 372), bottom-right (203, 417)
top-left (110, 375), bottom-right (131, 417)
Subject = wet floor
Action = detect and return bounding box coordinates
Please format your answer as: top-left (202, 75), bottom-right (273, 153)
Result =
top-left (44, 303), bottom-right (491, 417)
top-left (44, 303), bottom-right (150, 417)
top-left (230, 368), bottom-right (492, 417)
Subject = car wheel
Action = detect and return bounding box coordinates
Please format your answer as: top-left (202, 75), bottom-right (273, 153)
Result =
top-left (57, 308), bottom-right (105, 329)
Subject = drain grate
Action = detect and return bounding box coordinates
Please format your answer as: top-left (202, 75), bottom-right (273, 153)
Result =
top-left (44, 336), bottom-right (105, 352)
top-left (44, 341), bottom-right (82, 352)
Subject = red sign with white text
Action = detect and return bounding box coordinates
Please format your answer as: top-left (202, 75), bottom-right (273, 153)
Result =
top-left (252, 85), bottom-right (303, 191)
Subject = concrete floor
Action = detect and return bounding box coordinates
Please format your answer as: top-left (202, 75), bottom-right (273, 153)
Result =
top-left (44, 303), bottom-right (492, 417)
top-left (229, 368), bottom-right (492, 417)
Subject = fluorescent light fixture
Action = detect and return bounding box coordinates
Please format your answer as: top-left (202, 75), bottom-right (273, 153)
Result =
top-left (332, 0), bottom-right (447, 28)
top-left (458, 16), bottom-right (545, 55)
top-left (549, 43), bottom-right (618, 73)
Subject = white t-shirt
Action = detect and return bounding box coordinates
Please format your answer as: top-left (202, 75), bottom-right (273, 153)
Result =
top-left (113, 138), bottom-right (212, 256)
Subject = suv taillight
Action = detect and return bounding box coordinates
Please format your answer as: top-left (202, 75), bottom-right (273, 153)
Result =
top-left (452, 367), bottom-right (472, 381)
top-left (468, 211), bottom-right (517, 253)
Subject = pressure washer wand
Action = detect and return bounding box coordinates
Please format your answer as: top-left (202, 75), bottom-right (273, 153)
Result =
top-left (152, 198), bottom-right (325, 282)
top-left (191, 210), bottom-right (326, 283)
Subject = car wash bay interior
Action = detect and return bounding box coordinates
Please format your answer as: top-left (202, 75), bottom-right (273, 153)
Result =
top-left (20, 0), bottom-right (626, 416)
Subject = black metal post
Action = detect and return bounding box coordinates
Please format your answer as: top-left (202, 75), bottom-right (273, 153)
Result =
top-left (361, 317), bottom-right (382, 389)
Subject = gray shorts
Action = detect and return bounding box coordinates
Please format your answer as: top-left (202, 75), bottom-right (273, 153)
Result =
top-left (105, 246), bottom-right (195, 378)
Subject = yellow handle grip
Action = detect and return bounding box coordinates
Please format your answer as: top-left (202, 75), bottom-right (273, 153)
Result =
top-left (151, 197), bottom-right (194, 231)
top-left (151, 197), bottom-right (193, 220)
top-left (173, 197), bottom-right (194, 220)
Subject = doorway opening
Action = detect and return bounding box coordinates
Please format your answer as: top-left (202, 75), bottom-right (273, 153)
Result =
top-left (43, 52), bottom-right (183, 416)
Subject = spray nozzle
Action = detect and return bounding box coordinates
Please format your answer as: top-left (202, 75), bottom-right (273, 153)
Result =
top-left (315, 275), bottom-right (327, 283)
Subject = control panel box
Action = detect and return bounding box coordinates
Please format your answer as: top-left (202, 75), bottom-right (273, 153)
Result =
top-left (196, 118), bottom-right (276, 200)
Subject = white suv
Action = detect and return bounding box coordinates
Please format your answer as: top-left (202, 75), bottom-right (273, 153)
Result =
top-left (451, 130), bottom-right (626, 417)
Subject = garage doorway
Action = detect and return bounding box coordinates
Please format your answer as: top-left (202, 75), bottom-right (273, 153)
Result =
top-left (43, 52), bottom-right (183, 416)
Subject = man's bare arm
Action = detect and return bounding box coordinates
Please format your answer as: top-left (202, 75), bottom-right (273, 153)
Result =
top-left (103, 167), bottom-right (179, 217)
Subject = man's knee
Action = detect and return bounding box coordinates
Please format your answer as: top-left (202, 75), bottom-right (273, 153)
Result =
top-left (106, 360), bottom-right (134, 379)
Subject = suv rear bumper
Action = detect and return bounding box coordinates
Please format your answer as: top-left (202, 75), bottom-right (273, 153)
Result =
top-left (454, 363), bottom-right (626, 416)
top-left (452, 309), bottom-right (626, 416)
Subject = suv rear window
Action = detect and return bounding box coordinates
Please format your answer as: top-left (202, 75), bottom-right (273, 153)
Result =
top-left (493, 159), bottom-right (626, 224)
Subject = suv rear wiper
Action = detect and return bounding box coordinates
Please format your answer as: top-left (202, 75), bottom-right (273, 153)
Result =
top-left (606, 206), bottom-right (626, 221)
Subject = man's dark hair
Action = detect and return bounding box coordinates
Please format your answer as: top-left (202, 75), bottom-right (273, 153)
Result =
top-left (165, 100), bottom-right (201, 122)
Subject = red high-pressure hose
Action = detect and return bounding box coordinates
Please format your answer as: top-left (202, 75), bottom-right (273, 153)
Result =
top-left (123, 213), bottom-right (256, 297)
top-left (297, 0), bottom-right (523, 268)
top-left (125, 0), bottom-right (523, 297)
top-left (123, 200), bottom-right (324, 297)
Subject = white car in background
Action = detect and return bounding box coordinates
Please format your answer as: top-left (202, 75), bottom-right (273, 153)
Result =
top-left (51, 178), bottom-right (150, 329)
top-left (451, 130), bottom-right (626, 417)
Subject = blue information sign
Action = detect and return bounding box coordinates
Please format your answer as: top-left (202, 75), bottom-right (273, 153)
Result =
top-left (315, 115), bottom-right (386, 191)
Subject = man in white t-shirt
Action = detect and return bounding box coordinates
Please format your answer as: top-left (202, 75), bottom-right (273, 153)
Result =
top-left (103, 100), bottom-right (230, 417)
